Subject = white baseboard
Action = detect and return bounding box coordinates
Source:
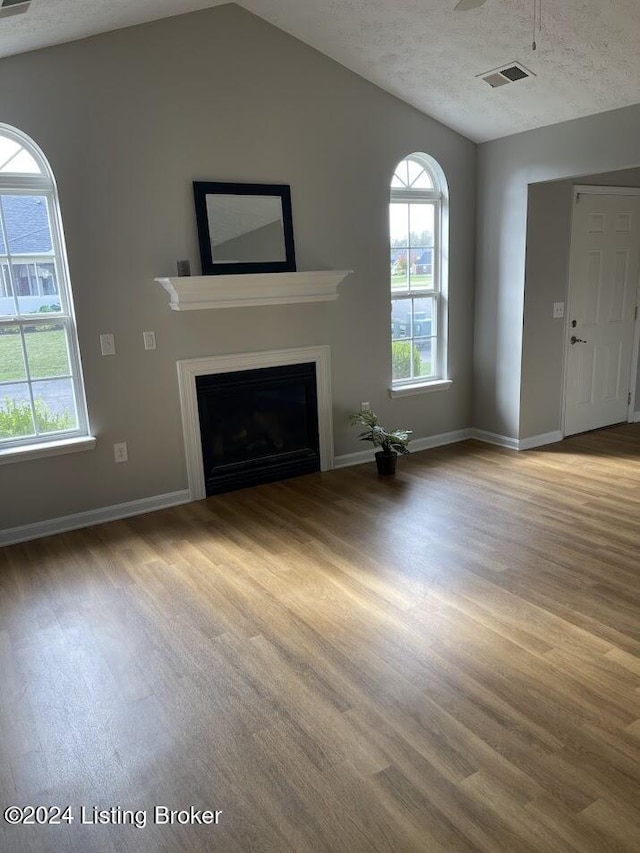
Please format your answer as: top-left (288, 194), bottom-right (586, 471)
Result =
top-left (411, 428), bottom-right (473, 452)
top-left (468, 428), bottom-right (563, 451)
top-left (0, 489), bottom-right (191, 547)
top-left (333, 428), bottom-right (473, 469)
top-left (468, 429), bottom-right (519, 450)
top-left (333, 448), bottom-right (376, 468)
top-left (2, 422), bottom-right (569, 546)
top-left (518, 430), bottom-right (564, 450)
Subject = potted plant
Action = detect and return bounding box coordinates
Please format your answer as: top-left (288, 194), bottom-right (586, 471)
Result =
top-left (349, 409), bottom-right (412, 476)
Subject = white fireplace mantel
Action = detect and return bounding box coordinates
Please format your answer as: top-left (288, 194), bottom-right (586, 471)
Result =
top-left (155, 270), bottom-right (352, 310)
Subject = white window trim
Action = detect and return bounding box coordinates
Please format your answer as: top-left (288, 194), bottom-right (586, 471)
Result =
top-left (0, 125), bottom-right (92, 454)
top-left (389, 379), bottom-right (453, 398)
top-left (390, 153), bottom-right (449, 392)
top-left (0, 435), bottom-right (96, 465)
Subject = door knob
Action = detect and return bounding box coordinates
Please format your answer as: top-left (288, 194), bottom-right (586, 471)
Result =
top-left (570, 336), bottom-right (587, 344)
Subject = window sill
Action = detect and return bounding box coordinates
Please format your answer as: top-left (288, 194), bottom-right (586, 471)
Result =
top-left (0, 435), bottom-right (96, 465)
top-left (389, 379), bottom-right (453, 398)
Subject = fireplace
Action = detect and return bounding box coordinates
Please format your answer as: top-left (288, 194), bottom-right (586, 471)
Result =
top-left (195, 362), bottom-right (320, 495)
top-left (177, 346), bottom-right (333, 501)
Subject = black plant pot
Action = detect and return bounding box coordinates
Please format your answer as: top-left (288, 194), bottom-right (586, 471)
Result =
top-left (375, 450), bottom-right (397, 476)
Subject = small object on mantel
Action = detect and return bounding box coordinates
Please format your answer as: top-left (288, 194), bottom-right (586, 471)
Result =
top-left (177, 260), bottom-right (191, 277)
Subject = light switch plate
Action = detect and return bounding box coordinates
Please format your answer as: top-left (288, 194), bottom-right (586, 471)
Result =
top-left (143, 331), bottom-right (156, 350)
top-left (553, 302), bottom-right (565, 319)
top-left (100, 333), bottom-right (116, 356)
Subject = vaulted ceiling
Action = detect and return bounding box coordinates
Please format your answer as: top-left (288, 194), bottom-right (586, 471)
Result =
top-left (2, 0), bottom-right (640, 142)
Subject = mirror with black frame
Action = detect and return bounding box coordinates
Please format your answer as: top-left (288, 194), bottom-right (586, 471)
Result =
top-left (193, 181), bottom-right (296, 275)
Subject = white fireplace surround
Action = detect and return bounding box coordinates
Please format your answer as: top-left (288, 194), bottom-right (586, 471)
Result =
top-left (177, 345), bottom-right (334, 501)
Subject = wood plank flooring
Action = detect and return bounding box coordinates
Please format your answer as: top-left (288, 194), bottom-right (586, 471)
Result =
top-left (1, 424), bottom-right (640, 852)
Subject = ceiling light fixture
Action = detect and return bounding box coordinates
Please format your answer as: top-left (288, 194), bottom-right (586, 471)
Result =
top-left (0, 0), bottom-right (30, 18)
top-left (532, 0), bottom-right (542, 50)
top-left (454, 0), bottom-right (487, 9)
top-left (455, 0), bottom-right (542, 51)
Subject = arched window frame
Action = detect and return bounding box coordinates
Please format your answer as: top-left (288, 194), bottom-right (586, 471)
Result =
top-left (390, 152), bottom-right (451, 394)
top-left (0, 124), bottom-right (91, 458)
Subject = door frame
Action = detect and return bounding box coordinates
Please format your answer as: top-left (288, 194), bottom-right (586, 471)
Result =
top-left (562, 185), bottom-right (640, 436)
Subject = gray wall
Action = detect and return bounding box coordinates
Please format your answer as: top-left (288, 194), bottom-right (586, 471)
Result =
top-left (0, 4), bottom-right (476, 531)
top-left (520, 179), bottom-right (572, 438)
top-left (521, 168), bottom-right (640, 439)
top-left (476, 103), bottom-right (640, 439)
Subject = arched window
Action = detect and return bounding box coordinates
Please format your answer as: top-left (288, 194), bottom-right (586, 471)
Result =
top-left (0, 125), bottom-right (89, 453)
top-left (390, 153), bottom-right (449, 390)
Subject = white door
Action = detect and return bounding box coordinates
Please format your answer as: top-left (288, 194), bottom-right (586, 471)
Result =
top-left (564, 191), bottom-right (640, 437)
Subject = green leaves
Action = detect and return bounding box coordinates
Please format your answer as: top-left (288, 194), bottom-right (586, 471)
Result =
top-left (349, 409), bottom-right (412, 455)
top-left (0, 396), bottom-right (70, 438)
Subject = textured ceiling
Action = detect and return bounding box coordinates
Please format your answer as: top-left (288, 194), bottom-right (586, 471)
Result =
top-left (2, 0), bottom-right (640, 141)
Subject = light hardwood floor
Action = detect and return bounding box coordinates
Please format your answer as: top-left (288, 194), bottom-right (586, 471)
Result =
top-left (1, 424), bottom-right (640, 852)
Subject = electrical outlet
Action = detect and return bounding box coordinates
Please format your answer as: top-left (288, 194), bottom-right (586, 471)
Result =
top-left (143, 331), bottom-right (156, 350)
top-left (100, 333), bottom-right (116, 356)
top-left (361, 402), bottom-right (371, 412)
top-left (553, 302), bottom-right (565, 319)
top-left (113, 442), bottom-right (128, 463)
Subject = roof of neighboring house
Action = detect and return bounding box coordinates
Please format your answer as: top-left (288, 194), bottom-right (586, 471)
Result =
top-left (415, 249), bottom-right (432, 262)
top-left (0, 196), bottom-right (51, 255)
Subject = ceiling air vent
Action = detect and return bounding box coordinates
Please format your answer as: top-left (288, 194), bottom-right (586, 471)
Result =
top-left (0, 0), bottom-right (30, 18)
top-left (477, 61), bottom-right (535, 88)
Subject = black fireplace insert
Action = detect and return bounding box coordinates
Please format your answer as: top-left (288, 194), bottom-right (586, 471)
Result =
top-left (196, 362), bottom-right (320, 495)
